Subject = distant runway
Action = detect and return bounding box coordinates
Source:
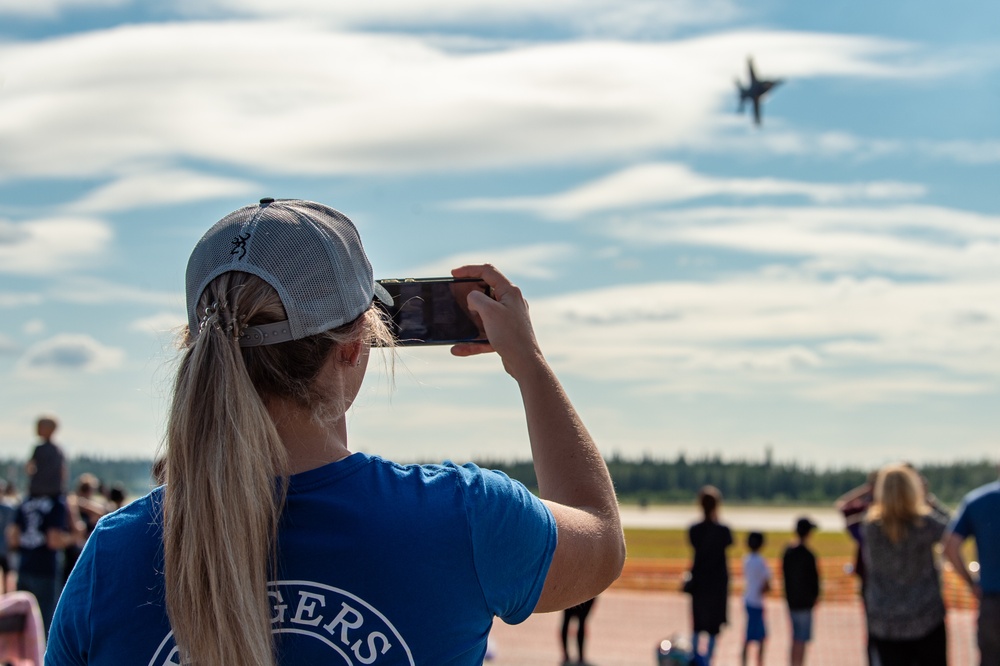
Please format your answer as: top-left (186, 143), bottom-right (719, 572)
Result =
top-left (620, 504), bottom-right (845, 532)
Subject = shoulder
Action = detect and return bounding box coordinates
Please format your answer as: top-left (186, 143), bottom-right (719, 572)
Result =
top-left (89, 489), bottom-right (162, 549)
top-left (964, 480), bottom-right (1000, 507)
top-left (860, 520), bottom-right (884, 546)
top-left (948, 482), bottom-right (1000, 535)
top-left (360, 456), bottom-right (548, 518)
top-left (923, 512), bottom-right (949, 534)
top-left (360, 456), bottom-right (524, 496)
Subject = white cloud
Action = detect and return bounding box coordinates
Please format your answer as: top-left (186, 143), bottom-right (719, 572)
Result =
top-left (50, 277), bottom-right (182, 307)
top-left (0, 24), bottom-right (938, 180)
top-left (176, 0), bottom-right (742, 37)
top-left (0, 334), bottom-right (18, 354)
top-left (23, 319), bottom-right (45, 335)
top-left (402, 243), bottom-right (576, 280)
top-left (450, 163), bottom-right (924, 218)
top-left (129, 311), bottom-right (186, 335)
top-left (67, 168), bottom-right (260, 214)
top-left (682, 129), bottom-right (1000, 165)
top-left (0, 0), bottom-right (125, 18)
top-left (0, 292), bottom-right (43, 307)
top-left (606, 205), bottom-right (1000, 279)
top-left (527, 273), bottom-right (1000, 402)
top-left (17, 333), bottom-right (124, 375)
top-left (0, 216), bottom-right (112, 274)
top-left (798, 376), bottom-right (994, 404)
top-left (919, 140), bottom-right (1000, 165)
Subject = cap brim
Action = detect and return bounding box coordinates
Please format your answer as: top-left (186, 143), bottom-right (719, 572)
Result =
top-left (373, 281), bottom-right (394, 307)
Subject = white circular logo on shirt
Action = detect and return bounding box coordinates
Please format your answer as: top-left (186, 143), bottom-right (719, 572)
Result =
top-left (148, 581), bottom-right (414, 665)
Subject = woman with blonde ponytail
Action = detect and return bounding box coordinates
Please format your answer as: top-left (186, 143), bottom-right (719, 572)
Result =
top-left (48, 199), bottom-right (624, 665)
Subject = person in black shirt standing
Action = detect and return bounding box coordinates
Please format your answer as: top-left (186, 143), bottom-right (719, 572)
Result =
top-left (687, 486), bottom-right (733, 666)
top-left (27, 416), bottom-right (67, 498)
top-left (783, 517), bottom-right (820, 666)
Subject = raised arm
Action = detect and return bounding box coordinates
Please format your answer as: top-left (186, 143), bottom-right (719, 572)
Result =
top-left (943, 531), bottom-right (982, 599)
top-left (451, 264), bottom-right (626, 612)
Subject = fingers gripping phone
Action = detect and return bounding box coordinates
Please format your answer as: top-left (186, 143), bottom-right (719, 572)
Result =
top-left (376, 278), bottom-right (491, 346)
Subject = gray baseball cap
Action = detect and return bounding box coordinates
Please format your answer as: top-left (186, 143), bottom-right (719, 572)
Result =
top-left (186, 198), bottom-right (393, 347)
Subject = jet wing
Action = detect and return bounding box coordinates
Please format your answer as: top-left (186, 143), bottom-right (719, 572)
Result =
top-left (753, 97), bottom-right (761, 125)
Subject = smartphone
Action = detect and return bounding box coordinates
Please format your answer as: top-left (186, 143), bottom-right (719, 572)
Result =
top-left (376, 278), bottom-right (491, 346)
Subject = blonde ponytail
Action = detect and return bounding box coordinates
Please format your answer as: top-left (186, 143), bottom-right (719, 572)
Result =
top-left (164, 271), bottom-right (393, 665)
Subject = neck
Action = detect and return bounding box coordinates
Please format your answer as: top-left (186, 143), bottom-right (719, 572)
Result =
top-left (267, 399), bottom-right (352, 475)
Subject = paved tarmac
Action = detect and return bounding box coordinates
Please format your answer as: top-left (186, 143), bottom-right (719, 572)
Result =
top-left (489, 589), bottom-right (977, 666)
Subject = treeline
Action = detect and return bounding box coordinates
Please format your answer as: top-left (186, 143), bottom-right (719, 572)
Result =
top-left (0, 454), bottom-right (995, 507)
top-left (478, 454), bottom-right (1000, 506)
top-left (0, 456), bottom-right (155, 499)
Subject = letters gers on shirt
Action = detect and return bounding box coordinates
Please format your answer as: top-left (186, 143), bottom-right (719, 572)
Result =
top-left (147, 581), bottom-right (415, 666)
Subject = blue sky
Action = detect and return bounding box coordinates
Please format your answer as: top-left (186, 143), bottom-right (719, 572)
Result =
top-left (0, 1), bottom-right (998, 468)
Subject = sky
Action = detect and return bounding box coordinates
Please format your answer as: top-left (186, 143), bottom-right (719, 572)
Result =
top-left (0, 0), bottom-right (998, 469)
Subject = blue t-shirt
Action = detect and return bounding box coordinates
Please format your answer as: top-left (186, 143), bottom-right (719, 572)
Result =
top-left (949, 480), bottom-right (1000, 594)
top-left (47, 453), bottom-right (557, 665)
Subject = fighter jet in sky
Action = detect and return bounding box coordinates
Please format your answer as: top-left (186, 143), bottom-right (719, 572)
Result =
top-left (736, 57), bottom-right (782, 127)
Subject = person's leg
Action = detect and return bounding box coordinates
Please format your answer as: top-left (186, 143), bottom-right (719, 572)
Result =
top-left (742, 603), bottom-right (752, 666)
top-left (17, 571), bottom-right (57, 634)
top-left (791, 640), bottom-right (806, 666)
top-left (789, 609), bottom-right (813, 666)
top-left (979, 595), bottom-right (1000, 666)
top-left (576, 599), bottom-right (594, 663)
top-left (872, 636), bottom-right (912, 666)
top-left (744, 604), bottom-right (765, 666)
top-left (704, 632), bottom-right (717, 665)
top-left (560, 610), bottom-right (572, 662)
top-left (742, 608), bottom-right (749, 666)
top-left (871, 637), bottom-right (892, 666)
top-left (913, 621), bottom-right (946, 666)
top-left (758, 605), bottom-right (766, 666)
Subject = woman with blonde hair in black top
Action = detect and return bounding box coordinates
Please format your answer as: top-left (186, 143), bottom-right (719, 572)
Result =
top-left (862, 463), bottom-right (949, 666)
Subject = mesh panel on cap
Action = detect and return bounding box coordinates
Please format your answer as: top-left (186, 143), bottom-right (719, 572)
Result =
top-left (185, 200), bottom-right (376, 340)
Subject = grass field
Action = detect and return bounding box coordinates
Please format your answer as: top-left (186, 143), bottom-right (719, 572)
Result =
top-left (624, 526), bottom-right (857, 560)
top-left (619, 527), bottom-right (978, 610)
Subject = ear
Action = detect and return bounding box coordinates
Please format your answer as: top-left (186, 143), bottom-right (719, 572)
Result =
top-left (338, 340), bottom-right (365, 367)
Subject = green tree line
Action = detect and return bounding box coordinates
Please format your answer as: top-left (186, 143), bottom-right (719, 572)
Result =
top-left (0, 456), bottom-right (155, 499)
top-left (479, 454), bottom-right (1000, 506)
top-left (0, 454), bottom-right (995, 507)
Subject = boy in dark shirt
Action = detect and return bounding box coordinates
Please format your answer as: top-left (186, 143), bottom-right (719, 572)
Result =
top-left (782, 517), bottom-right (820, 666)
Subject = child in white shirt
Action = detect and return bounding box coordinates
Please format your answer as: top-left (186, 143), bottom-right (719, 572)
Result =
top-left (742, 531), bottom-right (771, 666)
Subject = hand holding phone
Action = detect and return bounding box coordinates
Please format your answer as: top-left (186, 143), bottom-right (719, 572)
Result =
top-left (448, 265), bottom-right (542, 377)
top-left (376, 278), bottom-right (491, 346)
